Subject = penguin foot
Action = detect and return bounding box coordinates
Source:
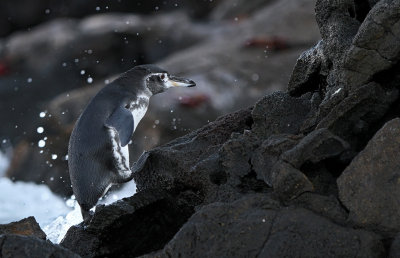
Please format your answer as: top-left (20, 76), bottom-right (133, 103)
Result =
top-left (131, 151), bottom-right (150, 174)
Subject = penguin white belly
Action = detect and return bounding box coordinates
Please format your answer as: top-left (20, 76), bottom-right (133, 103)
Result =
top-left (107, 128), bottom-right (131, 178)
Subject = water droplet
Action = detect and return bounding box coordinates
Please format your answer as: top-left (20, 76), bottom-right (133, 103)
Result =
top-left (95, 6), bottom-right (100, 11)
top-left (45, 9), bottom-right (50, 14)
top-left (155, 120), bottom-right (160, 125)
top-left (80, 70), bottom-right (85, 75)
top-left (51, 154), bottom-right (58, 160)
top-left (87, 49), bottom-right (93, 54)
top-left (87, 77), bottom-right (93, 84)
top-left (37, 127), bottom-right (44, 134)
top-left (38, 140), bottom-right (46, 148)
top-left (62, 62), bottom-right (67, 67)
top-left (27, 78), bottom-right (32, 83)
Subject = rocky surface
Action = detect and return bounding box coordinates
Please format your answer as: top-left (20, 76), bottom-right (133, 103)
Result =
top-left (0, 217), bottom-right (46, 240)
top-left (338, 118), bottom-right (400, 234)
top-left (0, 217), bottom-right (78, 257)
top-left (0, 234), bottom-right (80, 258)
top-left (3, 0), bottom-right (400, 257)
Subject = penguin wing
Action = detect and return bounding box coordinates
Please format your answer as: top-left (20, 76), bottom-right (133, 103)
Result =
top-left (105, 106), bottom-right (134, 147)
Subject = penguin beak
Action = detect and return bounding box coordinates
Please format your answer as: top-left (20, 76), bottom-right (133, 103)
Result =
top-left (166, 75), bottom-right (196, 88)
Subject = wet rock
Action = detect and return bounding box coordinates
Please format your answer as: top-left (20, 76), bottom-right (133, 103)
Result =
top-left (281, 128), bottom-right (349, 168)
top-left (252, 92), bottom-right (312, 139)
top-left (61, 189), bottom-right (195, 258)
top-left (0, 217), bottom-right (46, 240)
top-left (148, 194), bottom-right (384, 258)
top-left (0, 234), bottom-right (79, 258)
top-left (270, 161), bottom-right (314, 200)
top-left (338, 118), bottom-right (400, 233)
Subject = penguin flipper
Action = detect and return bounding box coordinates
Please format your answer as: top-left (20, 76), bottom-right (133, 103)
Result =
top-left (105, 106), bottom-right (134, 147)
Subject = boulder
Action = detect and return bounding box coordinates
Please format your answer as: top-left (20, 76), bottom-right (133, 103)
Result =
top-left (61, 189), bottom-right (196, 258)
top-left (0, 216), bottom-right (46, 240)
top-left (281, 128), bottom-right (349, 168)
top-left (147, 195), bottom-right (384, 258)
top-left (251, 133), bottom-right (301, 185)
top-left (0, 234), bottom-right (79, 258)
top-left (270, 161), bottom-right (314, 200)
top-left (338, 118), bottom-right (400, 234)
top-left (251, 92), bottom-right (312, 139)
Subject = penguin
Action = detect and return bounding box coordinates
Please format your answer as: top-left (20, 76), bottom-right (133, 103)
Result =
top-left (68, 64), bottom-right (196, 222)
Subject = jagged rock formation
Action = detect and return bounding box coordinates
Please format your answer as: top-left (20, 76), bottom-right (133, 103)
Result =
top-left (0, 217), bottom-right (78, 257)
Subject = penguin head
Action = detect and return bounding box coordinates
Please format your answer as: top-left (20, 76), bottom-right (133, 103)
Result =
top-left (132, 64), bottom-right (196, 95)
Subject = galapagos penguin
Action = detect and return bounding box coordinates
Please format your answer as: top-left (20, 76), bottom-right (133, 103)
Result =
top-left (68, 64), bottom-right (196, 221)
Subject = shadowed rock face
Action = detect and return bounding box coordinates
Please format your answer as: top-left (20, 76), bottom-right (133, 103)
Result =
top-left (58, 0), bottom-right (400, 257)
top-left (0, 217), bottom-right (46, 240)
top-left (0, 234), bottom-right (79, 258)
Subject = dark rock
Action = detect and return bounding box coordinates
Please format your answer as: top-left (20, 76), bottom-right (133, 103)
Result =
top-left (252, 133), bottom-right (301, 185)
top-left (341, 0), bottom-right (400, 89)
top-left (281, 128), bottom-right (349, 168)
top-left (251, 92), bottom-right (312, 139)
top-left (147, 194), bottom-right (384, 258)
top-left (0, 217), bottom-right (46, 240)
top-left (389, 233), bottom-right (400, 258)
top-left (290, 192), bottom-right (348, 224)
top-left (316, 82), bottom-right (398, 150)
top-left (220, 132), bottom-right (260, 187)
top-left (288, 41), bottom-right (325, 96)
top-left (270, 161), bottom-right (314, 200)
top-left (133, 108), bottom-right (253, 195)
top-left (61, 189), bottom-right (195, 258)
top-left (0, 234), bottom-right (79, 258)
top-left (338, 118), bottom-right (400, 234)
